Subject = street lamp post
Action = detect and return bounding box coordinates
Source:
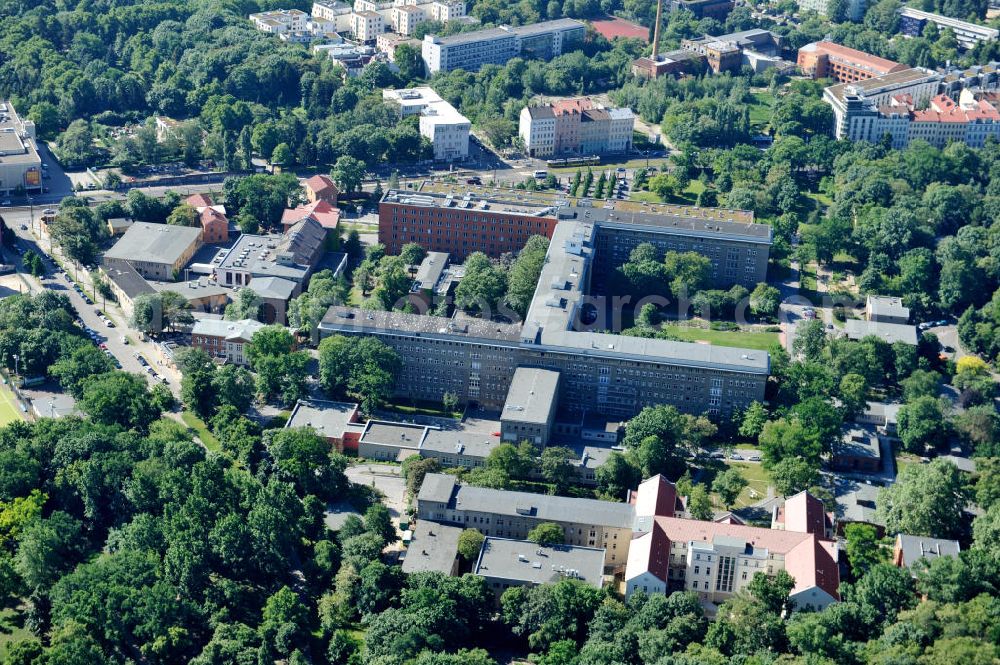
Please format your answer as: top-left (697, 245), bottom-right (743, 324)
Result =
top-left (12, 354), bottom-right (18, 383)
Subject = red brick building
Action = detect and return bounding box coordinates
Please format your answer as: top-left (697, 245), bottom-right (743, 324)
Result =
top-left (797, 41), bottom-right (907, 84)
top-left (379, 190), bottom-right (559, 259)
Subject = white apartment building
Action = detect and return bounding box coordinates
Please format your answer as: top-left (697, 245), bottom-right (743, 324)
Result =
top-left (250, 8), bottom-right (310, 34)
top-left (420, 105), bottom-right (471, 161)
top-left (352, 10), bottom-right (384, 41)
top-left (312, 0), bottom-right (354, 32)
top-left (824, 67), bottom-right (941, 140)
top-left (383, 87), bottom-right (470, 160)
top-left (519, 106), bottom-right (557, 157)
top-left (428, 0), bottom-right (466, 21)
top-left (355, 0), bottom-right (395, 19)
top-left (421, 19), bottom-right (585, 74)
top-left (391, 4), bottom-right (426, 35)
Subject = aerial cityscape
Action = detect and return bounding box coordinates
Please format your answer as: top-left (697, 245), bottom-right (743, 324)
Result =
top-left (0, 0), bottom-right (995, 663)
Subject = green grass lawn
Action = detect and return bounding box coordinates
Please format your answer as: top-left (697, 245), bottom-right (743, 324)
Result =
top-left (722, 461), bottom-right (772, 509)
top-left (181, 411), bottom-right (221, 453)
top-left (629, 180), bottom-right (705, 205)
top-left (805, 191), bottom-right (833, 207)
top-left (0, 382), bottom-right (25, 426)
top-left (661, 325), bottom-right (779, 351)
top-left (0, 606), bottom-right (32, 660)
top-left (748, 91), bottom-right (777, 129)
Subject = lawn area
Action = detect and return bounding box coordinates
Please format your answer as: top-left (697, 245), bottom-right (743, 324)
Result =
top-left (748, 91), bottom-right (777, 129)
top-left (0, 606), bottom-right (31, 660)
top-left (661, 324), bottom-right (779, 351)
top-left (629, 190), bottom-right (661, 203)
top-left (181, 411), bottom-right (222, 453)
top-left (722, 461), bottom-right (772, 509)
top-left (799, 266), bottom-right (818, 292)
top-left (0, 382), bottom-right (25, 426)
top-left (628, 180), bottom-right (705, 205)
top-left (805, 191), bottom-right (833, 207)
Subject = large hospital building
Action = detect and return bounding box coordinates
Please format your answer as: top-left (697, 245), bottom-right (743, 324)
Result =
top-left (321, 183), bottom-right (772, 423)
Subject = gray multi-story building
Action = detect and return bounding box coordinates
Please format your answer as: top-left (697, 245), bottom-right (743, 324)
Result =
top-left (321, 211), bottom-right (770, 420)
top-left (417, 473), bottom-right (637, 567)
top-left (379, 182), bottom-right (771, 288)
top-left (421, 18), bottom-right (584, 74)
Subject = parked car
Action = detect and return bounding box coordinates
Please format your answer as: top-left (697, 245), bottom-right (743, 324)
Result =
top-left (935, 319), bottom-right (948, 327)
top-left (729, 453), bottom-right (744, 460)
top-left (748, 455), bottom-right (761, 462)
top-left (104, 319), bottom-right (114, 328)
top-left (121, 336), bottom-right (128, 345)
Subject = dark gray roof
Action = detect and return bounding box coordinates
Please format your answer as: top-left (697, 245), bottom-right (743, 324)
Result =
top-left (527, 106), bottom-right (556, 120)
top-left (474, 537), bottom-right (605, 588)
top-left (418, 473), bottom-right (458, 504)
top-left (100, 260), bottom-right (155, 300)
top-left (103, 222), bottom-right (202, 266)
top-left (835, 427), bottom-right (881, 460)
top-left (444, 476), bottom-right (635, 528)
top-left (250, 276), bottom-right (297, 300)
top-left (895, 534), bottom-right (960, 568)
top-left (413, 252), bottom-right (449, 292)
top-left (402, 521), bottom-right (463, 575)
top-left (320, 307), bottom-right (523, 344)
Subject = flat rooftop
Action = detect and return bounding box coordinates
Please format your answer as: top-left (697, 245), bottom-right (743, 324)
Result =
top-left (0, 99), bottom-right (42, 164)
top-left (402, 521), bottom-right (463, 575)
top-left (503, 368), bottom-right (560, 425)
top-left (825, 67), bottom-right (940, 104)
top-left (386, 182), bottom-right (768, 243)
top-left (103, 222), bottom-right (202, 266)
top-left (475, 537), bottom-right (605, 588)
top-left (511, 18), bottom-right (585, 37)
top-left (421, 428), bottom-right (502, 458)
top-left (413, 252), bottom-right (449, 291)
top-left (836, 427), bottom-right (881, 460)
top-left (287, 399), bottom-right (359, 439)
top-left (359, 420), bottom-right (428, 449)
top-left (844, 319), bottom-right (918, 345)
top-left (426, 473), bottom-right (637, 528)
top-left (428, 26), bottom-right (515, 46)
top-left (320, 306), bottom-right (524, 344)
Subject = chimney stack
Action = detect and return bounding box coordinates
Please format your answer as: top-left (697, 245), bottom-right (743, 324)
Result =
top-left (651, 0), bottom-right (664, 60)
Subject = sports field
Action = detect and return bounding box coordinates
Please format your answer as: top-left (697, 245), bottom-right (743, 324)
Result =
top-left (0, 382), bottom-right (25, 426)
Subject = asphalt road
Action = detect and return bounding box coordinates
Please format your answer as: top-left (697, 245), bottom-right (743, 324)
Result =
top-left (3, 211), bottom-right (181, 397)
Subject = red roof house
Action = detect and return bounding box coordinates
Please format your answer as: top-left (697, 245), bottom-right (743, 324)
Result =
top-left (304, 174), bottom-right (340, 204)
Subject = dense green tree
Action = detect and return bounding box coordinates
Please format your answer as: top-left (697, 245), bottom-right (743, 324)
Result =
top-left (527, 523), bottom-right (565, 547)
top-left (711, 468), bottom-right (747, 509)
top-left (877, 459), bottom-right (970, 539)
top-left (79, 371), bottom-right (161, 432)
